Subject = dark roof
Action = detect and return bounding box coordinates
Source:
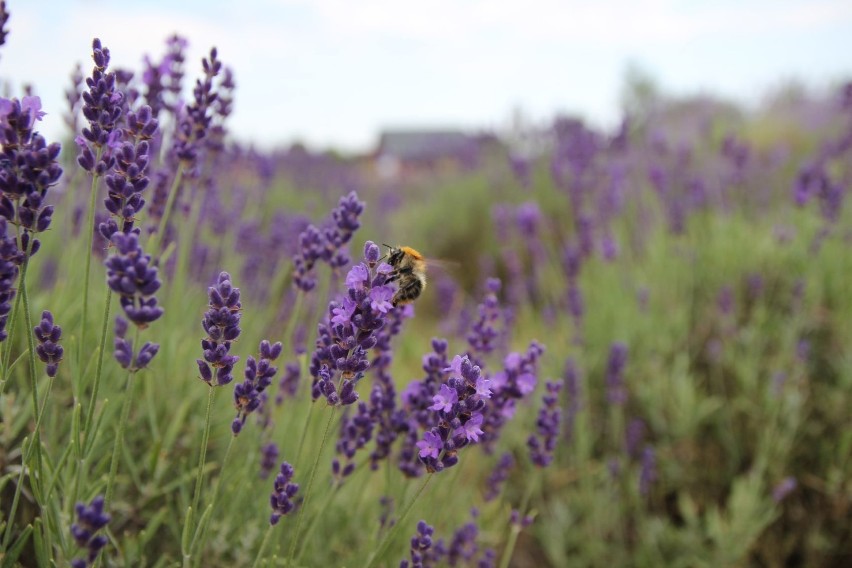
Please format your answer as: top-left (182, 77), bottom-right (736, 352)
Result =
top-left (377, 129), bottom-right (474, 161)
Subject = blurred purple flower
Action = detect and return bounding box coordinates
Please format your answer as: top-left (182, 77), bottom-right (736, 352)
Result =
top-left (527, 380), bottom-right (563, 467)
top-left (70, 495), bottom-right (110, 568)
top-left (33, 310), bottom-right (63, 378)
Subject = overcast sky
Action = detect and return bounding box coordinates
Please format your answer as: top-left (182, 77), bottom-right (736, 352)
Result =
top-left (2, 0), bottom-right (851, 151)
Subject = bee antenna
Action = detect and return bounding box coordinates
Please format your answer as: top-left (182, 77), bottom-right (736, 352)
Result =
top-left (381, 243), bottom-right (393, 249)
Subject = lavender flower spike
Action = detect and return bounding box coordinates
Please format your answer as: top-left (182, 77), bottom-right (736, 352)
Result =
top-left (197, 271), bottom-right (241, 386)
top-left (70, 495), bottom-right (110, 568)
top-left (77, 38), bottom-right (124, 175)
top-left (400, 520), bottom-right (435, 568)
top-left (33, 310), bottom-right (63, 377)
top-left (104, 232), bottom-right (164, 329)
top-left (232, 339), bottom-right (282, 435)
top-left (605, 342), bottom-right (628, 406)
top-left (527, 380), bottom-right (564, 467)
top-left (309, 241), bottom-right (394, 407)
top-left (269, 461), bottom-right (300, 525)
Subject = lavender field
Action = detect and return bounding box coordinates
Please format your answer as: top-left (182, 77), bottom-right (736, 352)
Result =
top-left (1, 7), bottom-right (851, 568)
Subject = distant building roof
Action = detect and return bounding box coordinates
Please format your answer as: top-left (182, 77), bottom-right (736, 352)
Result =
top-left (377, 129), bottom-right (475, 161)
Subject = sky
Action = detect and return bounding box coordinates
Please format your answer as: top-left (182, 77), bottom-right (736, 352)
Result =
top-left (1, 0), bottom-right (851, 152)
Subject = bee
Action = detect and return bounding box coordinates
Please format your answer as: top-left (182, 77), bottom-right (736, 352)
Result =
top-left (382, 244), bottom-right (428, 307)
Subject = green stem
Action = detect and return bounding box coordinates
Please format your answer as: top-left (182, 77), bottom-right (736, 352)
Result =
top-left (498, 468), bottom-right (540, 568)
top-left (191, 434), bottom-right (236, 566)
top-left (293, 401), bottom-right (316, 471)
top-left (287, 406), bottom-right (336, 564)
top-left (251, 525), bottom-right (274, 568)
top-left (171, 196), bottom-right (203, 303)
top-left (83, 288), bottom-right (113, 451)
top-left (80, 152), bottom-right (104, 368)
top-left (149, 163), bottom-right (185, 258)
top-left (105, 326), bottom-right (141, 506)
top-left (190, 387), bottom-right (217, 529)
top-left (365, 473), bottom-right (433, 568)
top-left (1, 245), bottom-right (43, 550)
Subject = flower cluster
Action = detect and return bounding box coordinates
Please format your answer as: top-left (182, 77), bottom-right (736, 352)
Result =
top-left (398, 338), bottom-right (451, 477)
top-left (275, 361), bottom-right (301, 404)
top-left (232, 340), bottom-right (282, 435)
top-left (98, 105), bottom-right (158, 241)
top-left (333, 291), bottom-right (414, 481)
top-left (466, 278), bottom-right (504, 367)
top-left (112, 316), bottom-right (159, 370)
top-left (479, 342), bottom-right (544, 452)
top-left (484, 452), bottom-right (515, 502)
top-left (605, 342), bottom-right (628, 406)
top-left (171, 47), bottom-right (222, 165)
top-left (0, 218), bottom-right (22, 341)
top-left (70, 495), bottom-right (110, 568)
top-left (399, 520), bottom-right (435, 568)
top-left (269, 461), bottom-right (300, 525)
top-left (104, 232), bottom-right (164, 328)
top-left (76, 39), bottom-right (124, 175)
top-left (33, 310), bottom-right (63, 378)
top-left (527, 379), bottom-right (563, 467)
top-left (415, 354), bottom-right (491, 473)
top-left (259, 442), bottom-right (279, 480)
top-left (293, 191), bottom-right (365, 292)
top-left (639, 446), bottom-right (657, 496)
top-left (141, 34), bottom-right (187, 119)
top-left (197, 271), bottom-right (241, 386)
top-left (0, 96), bottom-right (62, 259)
top-left (310, 241), bottom-right (393, 406)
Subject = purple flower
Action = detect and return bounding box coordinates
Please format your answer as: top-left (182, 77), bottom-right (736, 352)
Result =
top-left (429, 384), bottom-right (458, 413)
top-left (484, 452), bottom-right (514, 501)
top-left (269, 461), bottom-right (300, 525)
top-left (527, 380), bottom-right (563, 467)
top-left (772, 476), bottom-right (797, 503)
top-left (479, 341), bottom-right (545, 452)
top-left (455, 412), bottom-right (484, 442)
top-left (33, 311), bottom-right (63, 377)
top-left (70, 495), bottom-right (110, 567)
top-left (275, 362), bottom-right (301, 404)
top-left (400, 520), bottom-right (435, 568)
top-left (310, 241), bottom-right (397, 407)
top-left (97, 105), bottom-right (158, 241)
top-left (0, 96), bottom-right (63, 259)
top-left (170, 47), bottom-right (222, 165)
top-left (0, 218), bottom-right (22, 342)
top-left (104, 232), bottom-right (164, 329)
top-left (260, 442), bottom-right (279, 480)
top-left (232, 340), bottom-right (282, 435)
top-left (416, 430), bottom-right (443, 460)
top-left (112, 316), bottom-right (159, 371)
top-left (466, 278), bottom-right (505, 367)
top-left (605, 342), bottom-right (628, 406)
top-left (197, 272), bottom-right (241, 386)
top-left (292, 192), bottom-right (366, 291)
top-left (413, 353), bottom-right (489, 473)
top-left (77, 39), bottom-right (124, 174)
top-left (639, 446), bottom-right (657, 496)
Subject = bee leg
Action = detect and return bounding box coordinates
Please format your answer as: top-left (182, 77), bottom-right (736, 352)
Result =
top-left (392, 278), bottom-right (423, 307)
top-left (385, 266), bottom-right (413, 285)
